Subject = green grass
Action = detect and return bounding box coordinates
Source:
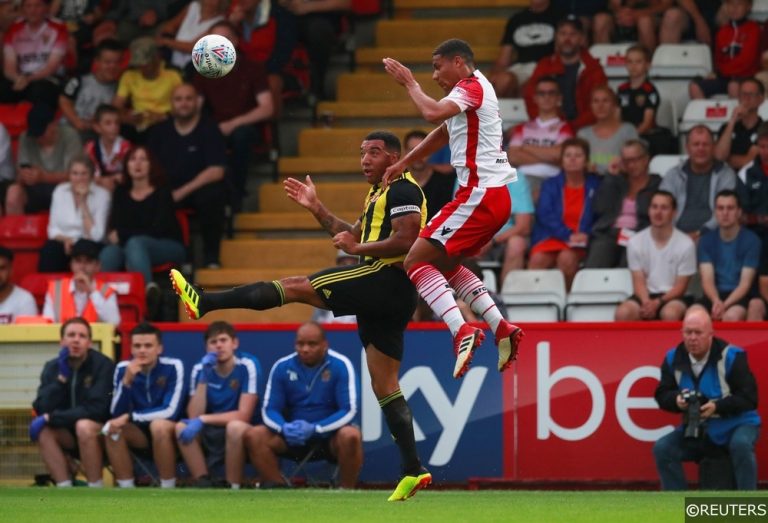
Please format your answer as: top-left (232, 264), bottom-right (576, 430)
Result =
top-left (3, 488), bottom-right (761, 522)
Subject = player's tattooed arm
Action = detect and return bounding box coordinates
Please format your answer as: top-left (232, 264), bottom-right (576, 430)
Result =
top-left (317, 209), bottom-right (355, 236)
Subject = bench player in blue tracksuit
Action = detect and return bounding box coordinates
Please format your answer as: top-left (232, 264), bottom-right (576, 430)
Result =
top-left (176, 321), bottom-right (260, 489)
top-left (244, 322), bottom-right (362, 488)
top-left (104, 322), bottom-right (185, 488)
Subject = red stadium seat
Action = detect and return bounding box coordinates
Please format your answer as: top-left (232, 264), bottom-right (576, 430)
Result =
top-left (0, 213), bottom-right (49, 284)
top-left (19, 271), bottom-right (146, 324)
top-left (0, 102), bottom-right (32, 138)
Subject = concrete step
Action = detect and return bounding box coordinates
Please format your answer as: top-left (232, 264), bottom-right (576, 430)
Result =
top-left (258, 182), bottom-right (369, 212)
top-left (335, 72), bottom-right (442, 102)
top-left (220, 239), bottom-right (337, 269)
top-left (234, 211), bottom-right (360, 233)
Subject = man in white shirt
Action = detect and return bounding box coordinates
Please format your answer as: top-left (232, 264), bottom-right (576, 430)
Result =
top-left (615, 190), bottom-right (697, 321)
top-left (42, 239), bottom-right (121, 325)
top-left (0, 246), bottom-right (38, 323)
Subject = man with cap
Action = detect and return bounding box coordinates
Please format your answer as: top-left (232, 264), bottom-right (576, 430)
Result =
top-left (4, 102), bottom-right (82, 215)
top-left (42, 239), bottom-right (121, 325)
top-left (112, 36), bottom-right (182, 142)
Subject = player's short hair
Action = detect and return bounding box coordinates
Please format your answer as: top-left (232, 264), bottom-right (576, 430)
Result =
top-left (95, 38), bottom-right (123, 58)
top-left (715, 189), bottom-right (741, 207)
top-left (60, 317), bottom-right (92, 339)
top-left (651, 189), bottom-right (677, 210)
top-left (0, 245), bottom-right (13, 262)
top-left (404, 129), bottom-right (427, 144)
top-left (94, 103), bottom-right (119, 123)
top-left (365, 130), bottom-right (401, 154)
top-left (626, 44), bottom-right (652, 62)
top-left (205, 320), bottom-right (237, 341)
top-left (131, 322), bottom-right (162, 343)
top-left (560, 137), bottom-right (590, 161)
top-left (433, 39), bottom-right (474, 66)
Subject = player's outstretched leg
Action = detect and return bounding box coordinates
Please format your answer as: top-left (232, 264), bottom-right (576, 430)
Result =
top-left (170, 269), bottom-right (284, 319)
top-left (407, 262), bottom-right (485, 378)
top-left (446, 265), bottom-right (524, 372)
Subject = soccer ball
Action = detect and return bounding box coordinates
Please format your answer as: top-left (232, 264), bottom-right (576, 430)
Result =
top-left (191, 34), bottom-right (236, 79)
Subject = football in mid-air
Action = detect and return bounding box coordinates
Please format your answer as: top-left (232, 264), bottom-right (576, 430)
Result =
top-left (191, 34), bottom-right (236, 79)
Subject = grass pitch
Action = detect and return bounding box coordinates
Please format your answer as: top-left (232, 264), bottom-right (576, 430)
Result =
top-left (2, 488), bottom-right (755, 523)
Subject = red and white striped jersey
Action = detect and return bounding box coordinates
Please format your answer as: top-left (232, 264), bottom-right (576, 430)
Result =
top-left (3, 18), bottom-right (67, 76)
top-left (508, 116), bottom-right (573, 179)
top-left (443, 69), bottom-right (516, 188)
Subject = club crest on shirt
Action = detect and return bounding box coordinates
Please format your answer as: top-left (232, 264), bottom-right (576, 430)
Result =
top-left (321, 369), bottom-right (331, 382)
top-left (83, 375), bottom-right (93, 388)
top-left (229, 378), bottom-right (240, 390)
top-left (156, 376), bottom-right (167, 388)
top-left (634, 93), bottom-right (646, 107)
top-left (288, 370), bottom-right (298, 381)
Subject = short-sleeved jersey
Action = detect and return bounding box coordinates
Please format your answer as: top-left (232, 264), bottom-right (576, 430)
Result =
top-left (443, 70), bottom-right (517, 188)
top-left (618, 80), bottom-right (660, 127)
top-left (0, 285), bottom-right (38, 324)
top-left (3, 18), bottom-right (68, 75)
top-left (116, 63), bottom-right (182, 115)
top-left (190, 356), bottom-right (259, 414)
top-left (500, 6), bottom-right (559, 64)
top-left (627, 227), bottom-right (697, 294)
top-left (717, 117), bottom-right (762, 156)
top-left (62, 73), bottom-right (118, 121)
top-left (509, 116), bottom-right (573, 179)
top-left (698, 227), bottom-right (761, 292)
top-left (359, 172), bottom-right (426, 265)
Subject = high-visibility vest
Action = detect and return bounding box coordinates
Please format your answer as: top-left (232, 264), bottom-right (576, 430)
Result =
top-left (47, 278), bottom-right (115, 322)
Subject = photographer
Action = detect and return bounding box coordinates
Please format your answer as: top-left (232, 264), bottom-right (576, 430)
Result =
top-left (652, 305), bottom-right (761, 490)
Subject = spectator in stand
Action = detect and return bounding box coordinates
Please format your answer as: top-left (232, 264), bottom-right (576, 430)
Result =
top-left (279, 0), bottom-right (351, 103)
top-left (715, 78), bottom-right (764, 172)
top-left (0, 122), bottom-right (14, 212)
top-left (402, 129), bottom-right (456, 221)
top-left (99, 146), bottom-right (186, 317)
top-left (228, 0), bottom-right (296, 118)
top-left (615, 190), bottom-right (696, 321)
top-left (586, 139), bottom-right (661, 268)
top-left (488, 0), bottom-right (561, 98)
top-left (0, 246), bottom-right (38, 323)
top-left (176, 321), bottom-right (260, 488)
top-left (193, 20), bottom-right (274, 213)
top-left (653, 305), bottom-right (761, 491)
top-left (29, 317), bottom-right (115, 487)
top-left (617, 45), bottom-right (673, 156)
top-left (243, 322), bottom-right (362, 489)
top-left (660, 125), bottom-right (737, 240)
top-left (42, 239), bottom-right (120, 324)
top-left (83, 104), bottom-right (132, 192)
top-left (551, 0), bottom-right (609, 35)
top-left (4, 103), bottom-right (82, 215)
top-left (747, 238), bottom-right (768, 320)
top-left (157, 0), bottom-right (226, 71)
top-left (59, 38), bottom-right (123, 139)
top-left (689, 0), bottom-right (760, 100)
top-left (525, 16), bottom-right (608, 131)
top-left (112, 37), bottom-right (182, 143)
top-left (528, 137), bottom-right (600, 290)
top-left (659, 0), bottom-right (724, 46)
top-left (478, 173), bottom-right (534, 286)
top-left (577, 85), bottom-right (638, 176)
top-left (39, 155), bottom-right (110, 273)
top-left (99, 0), bottom-right (174, 45)
top-left (148, 83), bottom-right (227, 269)
top-left (592, 0), bottom-right (672, 52)
top-left (508, 76), bottom-right (574, 201)
top-left (0, 0), bottom-right (68, 108)
top-left (697, 190), bottom-right (761, 321)
top-left (105, 322), bottom-right (185, 489)
top-left (736, 121), bottom-right (768, 240)
top-left (51, 0), bottom-right (105, 72)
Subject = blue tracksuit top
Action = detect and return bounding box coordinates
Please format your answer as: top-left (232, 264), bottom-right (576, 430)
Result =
top-left (111, 357), bottom-right (185, 423)
top-left (262, 349), bottom-right (357, 436)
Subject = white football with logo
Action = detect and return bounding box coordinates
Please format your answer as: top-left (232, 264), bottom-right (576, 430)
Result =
top-left (191, 34), bottom-right (236, 79)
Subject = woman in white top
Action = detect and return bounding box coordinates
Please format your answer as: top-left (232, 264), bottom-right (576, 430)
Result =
top-left (38, 155), bottom-right (110, 272)
top-left (158, 0), bottom-right (226, 69)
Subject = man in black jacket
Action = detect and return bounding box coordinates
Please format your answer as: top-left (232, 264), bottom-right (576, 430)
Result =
top-left (30, 317), bottom-right (115, 487)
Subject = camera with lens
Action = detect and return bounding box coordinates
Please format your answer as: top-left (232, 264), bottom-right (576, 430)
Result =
top-left (681, 389), bottom-right (707, 440)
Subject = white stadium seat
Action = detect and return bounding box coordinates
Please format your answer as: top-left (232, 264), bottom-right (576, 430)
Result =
top-left (498, 98), bottom-right (529, 131)
top-left (678, 99), bottom-right (738, 134)
top-left (501, 269), bottom-right (566, 322)
top-left (589, 43), bottom-right (634, 79)
top-left (564, 268), bottom-right (633, 322)
top-left (751, 0), bottom-right (768, 21)
top-left (650, 44), bottom-right (713, 78)
top-left (759, 99), bottom-right (768, 120)
top-left (649, 154), bottom-right (686, 176)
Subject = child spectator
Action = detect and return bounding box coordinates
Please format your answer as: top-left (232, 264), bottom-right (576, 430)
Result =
top-left (84, 104), bottom-right (131, 191)
top-left (690, 0), bottom-right (760, 100)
